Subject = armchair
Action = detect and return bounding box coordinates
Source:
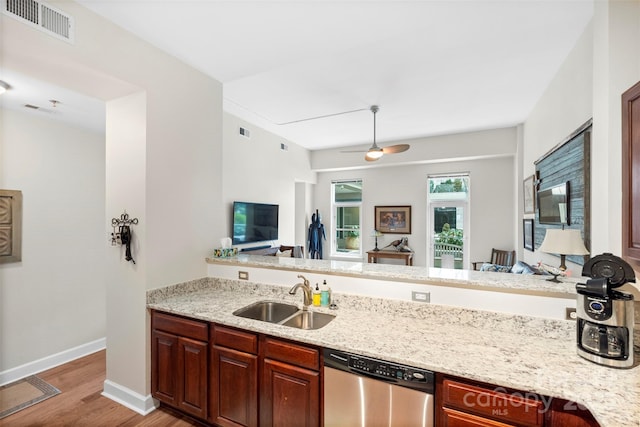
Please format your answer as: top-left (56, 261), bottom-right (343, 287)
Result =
top-left (472, 248), bottom-right (515, 271)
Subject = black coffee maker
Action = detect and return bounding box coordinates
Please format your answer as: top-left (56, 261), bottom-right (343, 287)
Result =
top-left (576, 253), bottom-right (635, 368)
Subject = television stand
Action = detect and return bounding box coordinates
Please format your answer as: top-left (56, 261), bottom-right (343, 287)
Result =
top-left (241, 245), bottom-right (272, 252)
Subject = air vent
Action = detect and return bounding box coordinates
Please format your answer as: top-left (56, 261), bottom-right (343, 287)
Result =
top-left (2, 0), bottom-right (74, 43)
top-left (239, 127), bottom-right (250, 138)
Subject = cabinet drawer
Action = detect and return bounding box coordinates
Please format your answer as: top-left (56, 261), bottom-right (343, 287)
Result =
top-left (263, 337), bottom-right (320, 371)
top-left (152, 311), bottom-right (208, 342)
top-left (213, 325), bottom-right (258, 354)
top-left (442, 407), bottom-right (515, 427)
top-left (442, 379), bottom-right (544, 427)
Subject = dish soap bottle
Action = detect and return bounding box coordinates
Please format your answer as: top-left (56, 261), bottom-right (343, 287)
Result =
top-left (320, 280), bottom-right (330, 307)
top-left (313, 283), bottom-right (321, 307)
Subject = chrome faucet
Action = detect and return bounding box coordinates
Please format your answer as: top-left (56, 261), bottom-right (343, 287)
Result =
top-left (289, 274), bottom-right (313, 309)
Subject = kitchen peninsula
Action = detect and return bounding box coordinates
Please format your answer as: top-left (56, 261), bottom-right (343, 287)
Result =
top-left (145, 255), bottom-right (640, 426)
top-left (205, 253), bottom-right (587, 320)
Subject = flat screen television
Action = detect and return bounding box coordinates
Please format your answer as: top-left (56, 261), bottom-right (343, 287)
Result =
top-left (232, 201), bottom-right (279, 245)
top-left (537, 182), bottom-right (570, 225)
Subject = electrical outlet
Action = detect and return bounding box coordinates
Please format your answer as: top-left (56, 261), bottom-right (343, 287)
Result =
top-left (238, 271), bottom-right (249, 280)
top-left (565, 307), bottom-right (577, 321)
top-left (412, 291), bottom-right (430, 303)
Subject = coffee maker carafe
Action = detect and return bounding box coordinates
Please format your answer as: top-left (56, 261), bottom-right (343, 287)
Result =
top-left (576, 253), bottom-right (635, 368)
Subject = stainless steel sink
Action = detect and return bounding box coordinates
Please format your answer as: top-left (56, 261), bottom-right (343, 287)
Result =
top-left (233, 301), bottom-right (335, 330)
top-left (281, 311), bottom-right (335, 330)
top-left (232, 301), bottom-right (299, 323)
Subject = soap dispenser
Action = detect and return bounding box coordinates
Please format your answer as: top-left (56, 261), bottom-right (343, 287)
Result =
top-left (313, 283), bottom-right (321, 307)
top-left (320, 280), bottom-right (330, 307)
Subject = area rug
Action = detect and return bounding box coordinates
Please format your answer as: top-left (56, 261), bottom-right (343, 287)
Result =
top-left (0, 375), bottom-right (60, 419)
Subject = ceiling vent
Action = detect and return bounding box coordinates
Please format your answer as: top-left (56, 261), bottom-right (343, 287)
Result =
top-left (2, 0), bottom-right (74, 43)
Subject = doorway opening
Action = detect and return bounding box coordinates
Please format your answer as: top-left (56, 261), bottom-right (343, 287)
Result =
top-left (427, 174), bottom-right (469, 269)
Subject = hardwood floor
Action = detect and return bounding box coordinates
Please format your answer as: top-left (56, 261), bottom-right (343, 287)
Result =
top-left (0, 350), bottom-right (203, 427)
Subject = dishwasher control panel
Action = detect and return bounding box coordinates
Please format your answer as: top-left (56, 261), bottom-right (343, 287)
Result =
top-left (324, 348), bottom-right (435, 393)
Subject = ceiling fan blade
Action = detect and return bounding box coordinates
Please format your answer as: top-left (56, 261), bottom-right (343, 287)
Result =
top-left (382, 144), bottom-right (410, 154)
top-left (340, 149), bottom-right (368, 153)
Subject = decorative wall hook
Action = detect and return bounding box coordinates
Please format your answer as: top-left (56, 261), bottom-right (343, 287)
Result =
top-left (111, 211), bottom-right (139, 264)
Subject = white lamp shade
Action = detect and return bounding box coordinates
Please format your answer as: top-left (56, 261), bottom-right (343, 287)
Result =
top-left (539, 229), bottom-right (589, 256)
top-left (371, 229), bottom-right (383, 237)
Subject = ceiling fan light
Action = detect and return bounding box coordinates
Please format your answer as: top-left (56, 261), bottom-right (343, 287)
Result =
top-left (366, 149), bottom-right (384, 160)
top-left (0, 80), bottom-right (10, 95)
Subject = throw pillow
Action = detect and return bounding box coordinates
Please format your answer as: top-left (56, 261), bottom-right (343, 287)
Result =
top-left (480, 263), bottom-right (512, 273)
top-left (510, 260), bottom-right (535, 275)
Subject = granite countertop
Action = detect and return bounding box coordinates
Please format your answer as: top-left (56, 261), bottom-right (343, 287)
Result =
top-left (148, 277), bottom-right (640, 427)
top-left (206, 254), bottom-right (581, 296)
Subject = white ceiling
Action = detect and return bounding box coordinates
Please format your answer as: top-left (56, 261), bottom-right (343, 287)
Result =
top-left (0, 68), bottom-right (106, 133)
top-left (3, 1), bottom-right (594, 150)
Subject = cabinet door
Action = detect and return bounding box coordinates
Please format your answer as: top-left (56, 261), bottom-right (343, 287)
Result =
top-left (210, 345), bottom-right (258, 427)
top-left (622, 80), bottom-right (640, 262)
top-left (151, 330), bottom-right (178, 406)
top-left (178, 337), bottom-right (208, 419)
top-left (260, 359), bottom-right (320, 427)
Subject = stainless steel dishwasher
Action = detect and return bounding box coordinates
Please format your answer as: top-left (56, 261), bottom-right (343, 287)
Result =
top-left (323, 348), bottom-right (435, 427)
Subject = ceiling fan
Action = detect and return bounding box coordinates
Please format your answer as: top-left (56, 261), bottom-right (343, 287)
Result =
top-left (342, 105), bottom-right (410, 161)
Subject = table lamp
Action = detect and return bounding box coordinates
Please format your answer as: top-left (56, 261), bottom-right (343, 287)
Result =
top-left (538, 228), bottom-right (589, 282)
top-left (371, 229), bottom-right (383, 251)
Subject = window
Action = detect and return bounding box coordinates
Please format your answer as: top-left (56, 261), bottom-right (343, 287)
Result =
top-left (427, 175), bottom-right (470, 269)
top-left (331, 180), bottom-right (362, 257)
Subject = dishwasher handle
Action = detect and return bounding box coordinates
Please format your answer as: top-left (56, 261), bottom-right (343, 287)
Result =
top-left (324, 349), bottom-right (350, 370)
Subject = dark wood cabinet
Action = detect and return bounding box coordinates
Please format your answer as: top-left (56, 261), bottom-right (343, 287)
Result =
top-left (622, 80), bottom-right (640, 263)
top-left (151, 312), bottom-right (321, 427)
top-left (437, 375), bottom-right (544, 427)
top-left (260, 337), bottom-right (321, 427)
top-left (260, 357), bottom-right (320, 427)
top-left (151, 311), bottom-right (208, 420)
top-left (210, 326), bottom-right (259, 427)
top-left (436, 374), bottom-right (599, 427)
top-left (151, 330), bottom-right (178, 406)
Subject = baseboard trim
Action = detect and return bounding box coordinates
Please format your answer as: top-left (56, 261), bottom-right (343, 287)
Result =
top-left (102, 380), bottom-right (158, 415)
top-left (0, 337), bottom-right (106, 386)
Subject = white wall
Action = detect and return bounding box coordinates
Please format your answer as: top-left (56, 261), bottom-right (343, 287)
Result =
top-left (0, 108), bottom-right (105, 373)
top-left (592, 0), bottom-right (640, 265)
top-left (222, 113), bottom-right (316, 250)
top-left (313, 128), bottom-right (517, 267)
top-left (2, 0), bottom-right (224, 411)
top-left (522, 3), bottom-right (640, 289)
top-left (521, 20), bottom-right (594, 275)
top-left (104, 92), bottom-right (148, 401)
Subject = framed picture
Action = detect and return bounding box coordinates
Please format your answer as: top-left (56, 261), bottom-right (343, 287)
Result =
top-left (375, 205), bottom-right (411, 234)
top-left (523, 175), bottom-right (535, 214)
top-left (523, 218), bottom-right (534, 251)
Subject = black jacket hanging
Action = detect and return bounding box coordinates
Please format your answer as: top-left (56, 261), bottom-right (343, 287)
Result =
top-left (119, 225), bottom-right (135, 264)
